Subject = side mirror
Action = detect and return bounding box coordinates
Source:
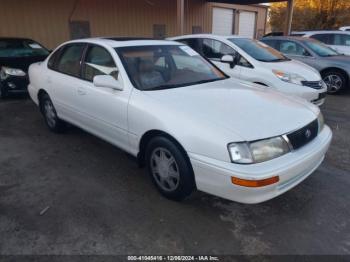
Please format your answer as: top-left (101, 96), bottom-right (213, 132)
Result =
top-left (221, 54), bottom-right (237, 69)
top-left (93, 75), bottom-right (123, 91)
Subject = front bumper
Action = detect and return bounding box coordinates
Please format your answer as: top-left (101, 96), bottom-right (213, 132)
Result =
top-left (189, 125), bottom-right (332, 204)
top-left (271, 80), bottom-right (327, 106)
top-left (0, 75), bottom-right (29, 94)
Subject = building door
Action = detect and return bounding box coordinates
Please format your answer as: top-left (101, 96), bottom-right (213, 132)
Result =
top-left (238, 11), bottom-right (256, 38)
top-left (212, 7), bottom-right (234, 35)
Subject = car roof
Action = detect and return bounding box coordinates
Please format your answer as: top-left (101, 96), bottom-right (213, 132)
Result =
top-left (262, 36), bottom-right (311, 42)
top-left (170, 34), bottom-right (251, 41)
top-left (63, 37), bottom-right (182, 48)
top-left (296, 30), bottom-right (350, 35)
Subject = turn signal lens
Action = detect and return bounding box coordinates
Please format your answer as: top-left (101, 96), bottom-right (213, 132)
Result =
top-left (231, 176), bottom-right (280, 188)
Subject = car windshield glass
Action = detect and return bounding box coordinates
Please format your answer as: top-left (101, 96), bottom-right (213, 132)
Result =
top-left (304, 40), bottom-right (340, 57)
top-left (229, 38), bottom-right (289, 62)
top-left (116, 45), bottom-right (227, 91)
top-left (0, 39), bottom-right (49, 57)
top-left (0, 39), bottom-right (49, 58)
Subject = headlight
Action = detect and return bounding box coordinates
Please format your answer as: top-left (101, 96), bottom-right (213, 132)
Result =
top-left (0, 67), bottom-right (26, 80)
top-left (318, 112), bottom-right (325, 133)
top-left (272, 69), bottom-right (306, 85)
top-left (228, 136), bottom-right (290, 164)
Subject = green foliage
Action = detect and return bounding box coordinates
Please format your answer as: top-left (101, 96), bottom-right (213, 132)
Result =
top-left (269, 0), bottom-right (350, 32)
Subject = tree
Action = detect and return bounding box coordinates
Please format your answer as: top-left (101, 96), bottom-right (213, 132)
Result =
top-left (269, 0), bottom-right (350, 32)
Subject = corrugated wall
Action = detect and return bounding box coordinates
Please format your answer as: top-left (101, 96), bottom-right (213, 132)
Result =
top-left (0, 0), bottom-right (177, 49)
top-left (0, 0), bottom-right (267, 49)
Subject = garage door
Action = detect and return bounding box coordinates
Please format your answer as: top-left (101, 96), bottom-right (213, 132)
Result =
top-left (212, 7), bottom-right (234, 35)
top-left (238, 11), bottom-right (256, 38)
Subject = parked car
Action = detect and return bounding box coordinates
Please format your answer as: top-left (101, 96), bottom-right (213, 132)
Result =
top-left (339, 26), bottom-right (350, 32)
top-left (293, 31), bottom-right (350, 56)
top-left (0, 37), bottom-right (50, 98)
top-left (261, 36), bottom-right (350, 94)
top-left (28, 38), bottom-right (332, 204)
top-left (169, 34), bottom-right (327, 106)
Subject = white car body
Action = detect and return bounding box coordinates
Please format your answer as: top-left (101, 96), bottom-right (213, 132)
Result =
top-left (169, 34), bottom-right (327, 106)
top-left (28, 38), bottom-right (332, 204)
top-left (297, 30), bottom-right (350, 56)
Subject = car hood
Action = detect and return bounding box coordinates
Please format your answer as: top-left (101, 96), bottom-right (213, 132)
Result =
top-left (144, 79), bottom-right (319, 142)
top-left (259, 59), bottom-right (321, 80)
top-left (0, 55), bottom-right (48, 72)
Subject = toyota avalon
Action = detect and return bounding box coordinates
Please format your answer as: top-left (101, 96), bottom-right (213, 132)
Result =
top-left (28, 38), bottom-right (332, 204)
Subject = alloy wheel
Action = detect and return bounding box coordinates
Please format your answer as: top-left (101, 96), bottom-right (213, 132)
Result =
top-left (323, 74), bottom-right (343, 94)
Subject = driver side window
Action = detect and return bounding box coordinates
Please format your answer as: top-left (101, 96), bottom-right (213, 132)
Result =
top-left (280, 41), bottom-right (311, 56)
top-left (82, 45), bottom-right (118, 82)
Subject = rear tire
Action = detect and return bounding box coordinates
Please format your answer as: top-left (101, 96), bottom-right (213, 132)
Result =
top-left (40, 93), bottom-right (66, 133)
top-left (322, 70), bottom-right (348, 94)
top-left (145, 136), bottom-right (196, 201)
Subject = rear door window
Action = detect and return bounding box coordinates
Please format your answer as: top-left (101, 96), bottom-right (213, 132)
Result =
top-left (177, 39), bottom-right (199, 51)
top-left (202, 39), bottom-right (236, 60)
top-left (56, 44), bottom-right (86, 77)
top-left (261, 39), bottom-right (279, 49)
top-left (334, 34), bottom-right (350, 46)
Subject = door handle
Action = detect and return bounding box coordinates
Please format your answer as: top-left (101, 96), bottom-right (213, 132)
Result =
top-left (77, 87), bottom-right (87, 95)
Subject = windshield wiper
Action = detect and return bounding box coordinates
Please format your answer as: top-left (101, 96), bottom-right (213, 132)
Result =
top-left (187, 78), bottom-right (225, 86)
top-left (143, 78), bottom-right (226, 91)
top-left (144, 84), bottom-right (181, 91)
top-left (258, 58), bottom-right (287, 62)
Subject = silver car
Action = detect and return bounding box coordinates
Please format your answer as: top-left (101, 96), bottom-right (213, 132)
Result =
top-left (261, 36), bottom-right (350, 94)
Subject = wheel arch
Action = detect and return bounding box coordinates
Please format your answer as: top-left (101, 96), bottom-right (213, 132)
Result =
top-left (137, 129), bottom-right (190, 168)
top-left (321, 67), bottom-right (349, 83)
top-left (37, 89), bottom-right (49, 113)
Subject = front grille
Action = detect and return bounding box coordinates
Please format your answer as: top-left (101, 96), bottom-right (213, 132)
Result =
top-left (287, 120), bottom-right (318, 150)
top-left (301, 81), bottom-right (323, 90)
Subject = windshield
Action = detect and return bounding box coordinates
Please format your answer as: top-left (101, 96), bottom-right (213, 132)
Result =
top-left (229, 38), bottom-right (289, 62)
top-left (0, 39), bottom-right (49, 58)
top-left (116, 45), bottom-right (227, 91)
top-left (303, 40), bottom-right (339, 57)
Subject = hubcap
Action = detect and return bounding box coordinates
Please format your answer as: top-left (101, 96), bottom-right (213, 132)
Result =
top-left (323, 74), bottom-right (343, 93)
top-left (150, 148), bottom-right (180, 192)
top-left (44, 100), bottom-right (56, 128)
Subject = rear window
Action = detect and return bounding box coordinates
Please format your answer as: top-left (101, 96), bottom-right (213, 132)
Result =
top-left (311, 34), bottom-right (333, 45)
top-left (0, 39), bottom-right (49, 58)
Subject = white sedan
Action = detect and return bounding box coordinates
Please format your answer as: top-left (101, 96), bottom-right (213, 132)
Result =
top-left (169, 34), bottom-right (327, 106)
top-left (28, 38), bottom-right (332, 204)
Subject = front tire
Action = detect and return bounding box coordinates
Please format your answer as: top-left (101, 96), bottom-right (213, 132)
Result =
top-left (322, 70), bottom-right (347, 94)
top-left (145, 136), bottom-right (196, 201)
top-left (40, 93), bottom-right (66, 133)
